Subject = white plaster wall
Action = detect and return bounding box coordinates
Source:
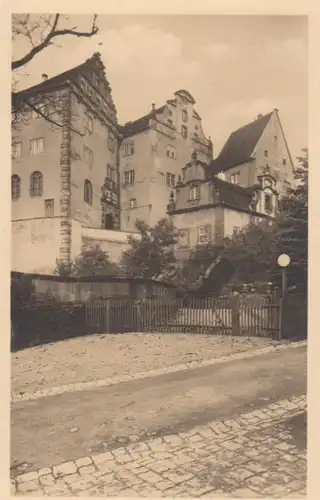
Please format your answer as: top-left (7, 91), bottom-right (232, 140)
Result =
top-left (12, 217), bottom-right (62, 273)
top-left (81, 227), bottom-right (140, 263)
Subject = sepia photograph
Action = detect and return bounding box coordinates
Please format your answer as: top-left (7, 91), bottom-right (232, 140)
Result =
top-left (11, 13), bottom-right (308, 497)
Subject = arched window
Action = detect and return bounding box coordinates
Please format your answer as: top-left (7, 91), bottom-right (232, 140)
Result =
top-left (84, 179), bottom-right (93, 204)
top-left (30, 171), bottom-right (43, 197)
top-left (11, 175), bottom-right (21, 200)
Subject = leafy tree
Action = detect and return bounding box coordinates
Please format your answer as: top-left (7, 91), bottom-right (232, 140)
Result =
top-left (223, 148), bottom-right (308, 292)
top-left (54, 243), bottom-right (121, 277)
top-left (121, 218), bottom-right (178, 280)
top-left (176, 148), bottom-right (308, 294)
top-left (274, 148), bottom-right (308, 292)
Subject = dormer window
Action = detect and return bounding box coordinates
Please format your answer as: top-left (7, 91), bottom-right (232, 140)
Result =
top-left (80, 79), bottom-right (86, 93)
top-left (189, 184), bottom-right (200, 201)
top-left (230, 172), bottom-right (240, 185)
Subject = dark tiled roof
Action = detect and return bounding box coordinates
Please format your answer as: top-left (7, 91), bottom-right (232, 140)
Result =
top-left (211, 176), bottom-right (254, 211)
top-left (208, 112), bottom-right (273, 176)
top-left (119, 105), bottom-right (166, 137)
top-left (13, 53), bottom-right (107, 101)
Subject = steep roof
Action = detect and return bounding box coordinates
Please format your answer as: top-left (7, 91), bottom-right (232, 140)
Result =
top-left (13, 52), bottom-right (109, 100)
top-left (211, 176), bottom-right (254, 212)
top-left (119, 105), bottom-right (166, 137)
top-left (208, 111), bottom-right (273, 176)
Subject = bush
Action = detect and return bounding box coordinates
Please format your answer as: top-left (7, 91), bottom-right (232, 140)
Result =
top-left (11, 277), bottom-right (87, 351)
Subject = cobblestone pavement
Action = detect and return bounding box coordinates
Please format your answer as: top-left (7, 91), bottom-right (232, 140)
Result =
top-left (12, 395), bottom-right (306, 497)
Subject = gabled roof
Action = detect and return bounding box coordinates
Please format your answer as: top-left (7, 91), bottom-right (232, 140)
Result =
top-left (208, 111), bottom-right (273, 176)
top-left (13, 52), bottom-right (109, 100)
top-left (211, 176), bottom-right (254, 212)
top-left (119, 90), bottom-right (200, 138)
top-left (119, 105), bottom-right (166, 137)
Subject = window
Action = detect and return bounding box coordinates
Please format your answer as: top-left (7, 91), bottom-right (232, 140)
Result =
top-left (230, 171), bottom-right (240, 185)
top-left (97, 96), bottom-right (102, 108)
top-left (84, 179), bottom-right (93, 204)
top-left (197, 225), bottom-right (211, 245)
top-left (283, 158), bottom-right (287, 165)
top-left (107, 165), bottom-right (117, 183)
top-left (30, 138), bottom-right (44, 155)
top-left (181, 125), bottom-right (188, 138)
top-left (123, 141), bottom-right (135, 157)
top-left (11, 175), bottom-right (21, 200)
top-left (124, 170), bottom-right (135, 185)
top-left (182, 109), bottom-right (188, 122)
top-left (44, 199), bottom-right (54, 217)
top-left (166, 172), bottom-right (176, 188)
top-left (80, 79), bottom-right (87, 93)
top-left (111, 192), bottom-right (118, 204)
top-left (108, 134), bottom-right (115, 153)
top-left (264, 150), bottom-right (268, 158)
top-left (274, 135), bottom-right (277, 142)
top-left (189, 184), bottom-right (200, 201)
top-left (30, 171), bottom-right (43, 197)
top-left (166, 145), bottom-right (176, 159)
top-left (264, 193), bottom-right (272, 212)
top-left (129, 198), bottom-right (137, 209)
top-left (84, 114), bottom-right (93, 134)
top-left (168, 109), bottom-right (173, 117)
top-left (83, 146), bottom-right (93, 168)
top-left (88, 87), bottom-right (94, 100)
top-left (12, 142), bottom-right (22, 158)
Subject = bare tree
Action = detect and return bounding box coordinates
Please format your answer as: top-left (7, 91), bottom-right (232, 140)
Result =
top-left (12, 14), bottom-right (99, 135)
top-left (12, 14), bottom-right (98, 71)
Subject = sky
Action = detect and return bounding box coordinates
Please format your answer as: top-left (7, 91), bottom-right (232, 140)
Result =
top-left (12, 14), bottom-right (308, 160)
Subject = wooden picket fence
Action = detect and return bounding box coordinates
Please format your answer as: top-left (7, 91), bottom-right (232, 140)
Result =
top-left (85, 292), bottom-right (307, 339)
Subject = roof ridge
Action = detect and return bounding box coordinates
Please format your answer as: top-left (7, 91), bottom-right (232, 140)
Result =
top-left (13, 52), bottom-right (106, 97)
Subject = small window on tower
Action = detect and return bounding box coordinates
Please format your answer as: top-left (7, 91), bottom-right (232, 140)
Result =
top-left (264, 150), bottom-right (268, 158)
top-left (264, 193), bottom-right (272, 212)
top-left (283, 158), bottom-right (287, 165)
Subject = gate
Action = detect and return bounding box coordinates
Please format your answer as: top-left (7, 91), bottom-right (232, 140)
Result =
top-left (280, 295), bottom-right (308, 339)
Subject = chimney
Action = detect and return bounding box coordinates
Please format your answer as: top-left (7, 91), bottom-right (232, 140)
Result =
top-left (42, 73), bottom-right (48, 81)
top-left (256, 113), bottom-right (263, 120)
top-left (151, 103), bottom-right (156, 111)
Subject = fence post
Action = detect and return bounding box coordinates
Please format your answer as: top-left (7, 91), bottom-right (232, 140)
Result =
top-left (105, 298), bottom-right (111, 333)
top-left (278, 294), bottom-right (284, 341)
top-left (231, 293), bottom-right (240, 336)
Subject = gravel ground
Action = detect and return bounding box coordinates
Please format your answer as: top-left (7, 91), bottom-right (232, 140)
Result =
top-left (11, 333), bottom-right (279, 395)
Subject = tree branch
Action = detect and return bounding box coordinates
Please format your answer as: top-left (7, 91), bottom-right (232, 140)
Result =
top-left (12, 14), bottom-right (98, 71)
top-left (24, 99), bottom-right (84, 137)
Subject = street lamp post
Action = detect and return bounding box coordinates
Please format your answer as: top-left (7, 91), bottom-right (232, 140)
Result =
top-left (277, 253), bottom-right (291, 340)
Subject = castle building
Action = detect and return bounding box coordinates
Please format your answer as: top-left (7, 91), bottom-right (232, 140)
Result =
top-left (167, 110), bottom-right (295, 260)
top-left (118, 90), bottom-right (213, 231)
top-left (11, 52), bottom-right (295, 274)
top-left (12, 53), bottom-right (125, 273)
